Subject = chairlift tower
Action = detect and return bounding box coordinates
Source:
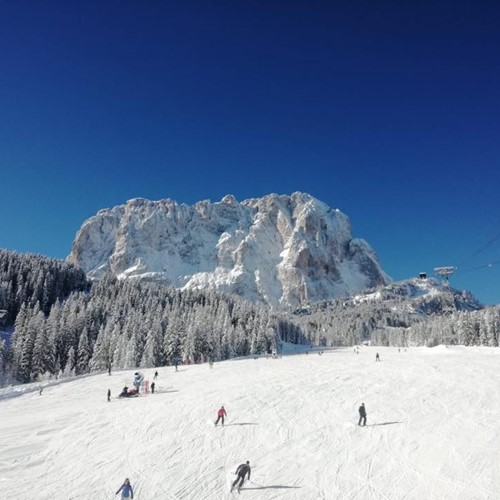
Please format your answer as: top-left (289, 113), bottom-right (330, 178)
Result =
top-left (434, 266), bottom-right (456, 284)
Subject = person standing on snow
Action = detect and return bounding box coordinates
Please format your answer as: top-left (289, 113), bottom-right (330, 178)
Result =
top-left (358, 403), bottom-right (367, 426)
top-left (107, 389), bottom-right (111, 402)
top-left (375, 353), bottom-right (380, 362)
top-left (116, 478), bottom-right (134, 499)
top-left (215, 405), bottom-right (227, 426)
top-left (151, 381), bottom-right (155, 394)
top-left (230, 461), bottom-right (251, 492)
top-left (154, 370), bottom-right (158, 379)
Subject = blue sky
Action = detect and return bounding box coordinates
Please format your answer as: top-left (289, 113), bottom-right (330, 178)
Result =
top-left (1, 1), bottom-right (499, 304)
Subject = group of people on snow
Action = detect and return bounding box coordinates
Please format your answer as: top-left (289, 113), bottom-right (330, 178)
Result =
top-left (112, 347), bottom-right (374, 495)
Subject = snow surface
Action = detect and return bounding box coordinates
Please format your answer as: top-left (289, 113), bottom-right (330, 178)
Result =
top-left (1, 346), bottom-right (500, 499)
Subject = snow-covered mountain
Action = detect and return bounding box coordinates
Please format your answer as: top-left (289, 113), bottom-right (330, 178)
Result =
top-left (68, 192), bottom-right (390, 308)
top-left (291, 277), bottom-right (483, 346)
top-left (349, 277), bottom-right (482, 314)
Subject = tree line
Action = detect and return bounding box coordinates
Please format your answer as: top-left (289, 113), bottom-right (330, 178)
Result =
top-left (293, 288), bottom-right (499, 348)
top-left (0, 248), bottom-right (89, 323)
top-left (1, 250), bottom-right (305, 384)
top-left (1, 248), bottom-right (499, 385)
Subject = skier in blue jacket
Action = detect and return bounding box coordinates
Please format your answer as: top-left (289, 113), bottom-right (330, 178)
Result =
top-left (116, 478), bottom-right (134, 499)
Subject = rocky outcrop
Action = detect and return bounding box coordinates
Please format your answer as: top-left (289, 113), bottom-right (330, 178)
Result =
top-left (68, 192), bottom-right (390, 308)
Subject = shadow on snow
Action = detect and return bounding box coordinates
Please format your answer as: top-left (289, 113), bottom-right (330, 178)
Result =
top-left (366, 421), bottom-right (404, 427)
top-left (225, 422), bottom-right (259, 426)
top-left (242, 485), bottom-right (301, 491)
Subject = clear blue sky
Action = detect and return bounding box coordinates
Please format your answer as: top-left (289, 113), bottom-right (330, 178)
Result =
top-left (1, 1), bottom-right (499, 304)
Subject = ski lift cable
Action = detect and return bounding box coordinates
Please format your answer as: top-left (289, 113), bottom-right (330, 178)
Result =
top-left (456, 228), bottom-right (500, 268)
top-left (460, 257), bottom-right (500, 273)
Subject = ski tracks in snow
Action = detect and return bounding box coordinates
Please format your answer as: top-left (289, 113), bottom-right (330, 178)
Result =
top-left (2, 348), bottom-right (500, 499)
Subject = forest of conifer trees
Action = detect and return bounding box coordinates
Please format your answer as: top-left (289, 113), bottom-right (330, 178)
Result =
top-left (0, 250), bottom-right (304, 384)
top-left (1, 248), bottom-right (500, 387)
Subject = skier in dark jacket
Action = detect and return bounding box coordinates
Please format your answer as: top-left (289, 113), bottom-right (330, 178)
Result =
top-left (375, 352), bottom-right (380, 362)
top-left (116, 478), bottom-right (134, 499)
top-left (230, 461), bottom-right (251, 492)
top-left (358, 403), bottom-right (367, 426)
top-left (107, 388), bottom-right (111, 402)
top-left (151, 382), bottom-right (155, 394)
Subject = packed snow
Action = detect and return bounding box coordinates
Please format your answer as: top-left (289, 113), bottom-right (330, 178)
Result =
top-left (1, 345), bottom-right (499, 499)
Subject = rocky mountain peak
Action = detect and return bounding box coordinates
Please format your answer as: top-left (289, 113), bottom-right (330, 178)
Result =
top-left (68, 192), bottom-right (390, 308)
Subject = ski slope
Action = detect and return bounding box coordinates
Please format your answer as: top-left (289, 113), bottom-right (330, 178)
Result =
top-left (1, 345), bottom-right (500, 499)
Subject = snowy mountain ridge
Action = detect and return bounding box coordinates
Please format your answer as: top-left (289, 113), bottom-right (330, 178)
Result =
top-left (291, 277), bottom-right (483, 346)
top-left (349, 277), bottom-right (482, 313)
top-left (68, 192), bottom-right (390, 308)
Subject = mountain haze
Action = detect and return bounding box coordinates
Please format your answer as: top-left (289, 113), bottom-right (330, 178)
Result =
top-left (69, 193), bottom-right (390, 308)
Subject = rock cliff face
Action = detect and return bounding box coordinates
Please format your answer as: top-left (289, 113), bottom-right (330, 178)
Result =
top-left (68, 192), bottom-right (390, 308)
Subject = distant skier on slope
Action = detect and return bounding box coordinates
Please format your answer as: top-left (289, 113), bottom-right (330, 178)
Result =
top-left (116, 477), bottom-right (134, 499)
top-left (375, 352), bottom-right (380, 362)
top-left (230, 461), bottom-right (251, 493)
top-left (151, 381), bottom-right (155, 394)
top-left (107, 388), bottom-right (111, 402)
top-left (154, 370), bottom-right (158, 379)
top-left (133, 372), bottom-right (144, 392)
top-left (358, 403), bottom-right (367, 426)
top-left (215, 405), bottom-right (227, 426)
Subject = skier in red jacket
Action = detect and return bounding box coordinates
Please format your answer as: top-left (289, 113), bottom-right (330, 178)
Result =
top-left (215, 405), bottom-right (227, 426)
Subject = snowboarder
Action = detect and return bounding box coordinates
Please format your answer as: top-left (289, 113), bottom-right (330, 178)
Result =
top-left (358, 403), bottom-right (367, 426)
top-left (107, 388), bottom-right (111, 402)
top-left (375, 352), bottom-right (380, 362)
top-left (174, 359), bottom-right (179, 371)
top-left (151, 382), bottom-right (155, 394)
top-left (154, 370), bottom-right (158, 379)
top-left (230, 461), bottom-right (251, 493)
top-left (116, 477), bottom-right (134, 499)
top-left (215, 405), bottom-right (227, 426)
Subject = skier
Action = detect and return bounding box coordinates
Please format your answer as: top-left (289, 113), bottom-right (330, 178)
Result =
top-left (151, 381), bottom-right (155, 394)
top-left (107, 388), bottom-right (111, 402)
top-left (174, 359), bottom-right (179, 372)
top-left (116, 477), bottom-right (134, 499)
top-left (230, 461), bottom-right (251, 493)
top-left (215, 405), bottom-right (227, 426)
top-left (133, 372), bottom-right (144, 392)
top-left (358, 403), bottom-right (367, 426)
top-left (375, 352), bottom-right (380, 362)
top-left (154, 370), bottom-right (158, 379)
